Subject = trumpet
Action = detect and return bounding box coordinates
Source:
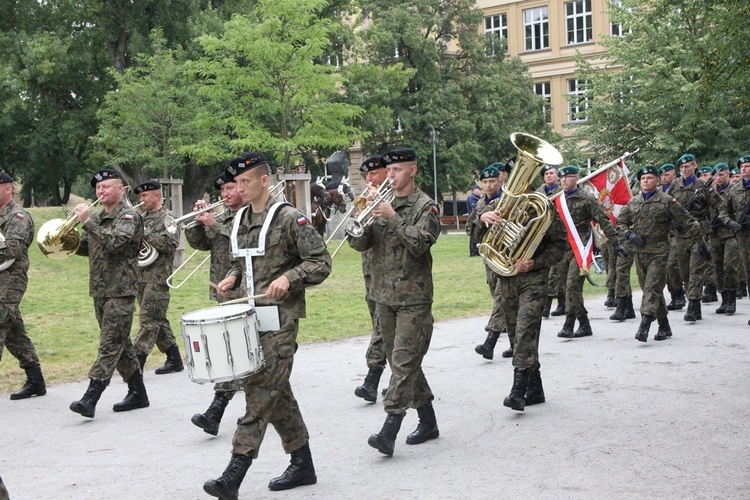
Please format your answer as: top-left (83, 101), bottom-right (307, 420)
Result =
top-left (37, 196), bottom-right (103, 260)
top-left (325, 183), bottom-right (377, 245)
top-left (0, 231), bottom-right (13, 271)
top-left (172, 199), bottom-right (226, 230)
top-left (329, 180), bottom-right (394, 258)
top-left (166, 249), bottom-right (210, 289)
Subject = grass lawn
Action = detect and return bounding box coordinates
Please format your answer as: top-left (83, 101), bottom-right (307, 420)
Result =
top-left (0, 207), bottom-right (635, 392)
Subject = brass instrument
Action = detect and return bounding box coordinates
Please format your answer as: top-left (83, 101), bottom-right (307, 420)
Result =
top-left (172, 199), bottom-right (225, 230)
top-left (270, 180), bottom-right (286, 201)
top-left (329, 180), bottom-right (394, 258)
top-left (166, 249), bottom-right (210, 289)
top-left (325, 183), bottom-right (376, 245)
top-left (478, 132), bottom-right (563, 277)
top-left (37, 196), bottom-right (103, 260)
top-left (0, 231), bottom-right (13, 271)
top-left (122, 191), bottom-right (159, 268)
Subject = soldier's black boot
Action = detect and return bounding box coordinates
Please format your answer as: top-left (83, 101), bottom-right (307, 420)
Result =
top-left (604, 289), bottom-right (616, 307)
top-left (204, 453), bottom-right (252, 500)
top-left (610, 297), bottom-right (627, 321)
top-left (550, 293), bottom-right (566, 316)
top-left (268, 442), bottom-right (317, 491)
top-left (541, 296), bottom-right (554, 318)
top-left (406, 402), bottom-right (439, 445)
top-left (573, 314), bottom-right (593, 337)
top-left (113, 372), bottom-right (150, 412)
top-left (136, 353), bottom-right (148, 371)
top-left (684, 299), bottom-right (700, 322)
top-left (557, 315), bottom-right (576, 338)
top-left (716, 291), bottom-right (728, 314)
top-left (155, 344), bottom-right (184, 374)
top-left (501, 339), bottom-right (514, 358)
top-left (741, 280), bottom-right (748, 298)
top-left (675, 289), bottom-right (686, 309)
top-left (474, 331), bottom-right (500, 360)
top-left (192, 393), bottom-right (231, 436)
top-left (503, 370), bottom-right (530, 411)
top-left (354, 368), bottom-right (383, 403)
top-left (70, 379), bottom-right (106, 418)
top-left (725, 292), bottom-right (737, 315)
top-left (524, 370), bottom-right (545, 406)
top-left (635, 315), bottom-right (654, 342)
top-left (667, 290), bottom-right (679, 310)
top-left (625, 295), bottom-right (636, 319)
top-left (702, 283), bottom-right (718, 303)
top-left (695, 300), bottom-right (703, 320)
top-left (368, 413), bottom-right (404, 457)
top-left (10, 365), bottom-right (47, 400)
top-left (654, 316), bottom-right (672, 341)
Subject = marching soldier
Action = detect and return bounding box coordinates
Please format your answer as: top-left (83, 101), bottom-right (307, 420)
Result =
top-left (0, 171), bottom-right (47, 400)
top-left (660, 163), bottom-right (686, 310)
top-left (186, 173), bottom-right (247, 436)
top-left (617, 165), bottom-right (701, 341)
top-left (132, 180), bottom-right (183, 374)
top-left (70, 169), bottom-right (148, 418)
top-left (708, 163), bottom-right (739, 314)
top-left (536, 165), bottom-right (563, 317)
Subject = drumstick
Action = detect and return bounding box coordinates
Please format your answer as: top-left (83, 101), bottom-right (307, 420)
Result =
top-left (203, 279), bottom-right (221, 291)
top-left (219, 294), bottom-right (268, 306)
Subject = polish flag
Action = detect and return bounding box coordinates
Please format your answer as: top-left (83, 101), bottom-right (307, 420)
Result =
top-left (581, 159), bottom-right (632, 227)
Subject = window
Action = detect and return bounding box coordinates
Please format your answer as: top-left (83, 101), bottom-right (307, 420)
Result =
top-left (609, 0), bottom-right (631, 37)
top-left (534, 82), bottom-right (552, 123)
top-left (524, 7), bottom-right (549, 51)
top-left (566, 0), bottom-right (593, 45)
top-left (567, 78), bottom-right (588, 122)
top-left (484, 14), bottom-right (507, 56)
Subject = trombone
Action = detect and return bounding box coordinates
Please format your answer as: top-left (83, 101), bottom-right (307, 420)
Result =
top-left (270, 180), bottom-right (286, 201)
top-left (166, 249), bottom-right (210, 289)
top-left (37, 196), bottom-right (103, 260)
top-left (330, 180), bottom-right (394, 258)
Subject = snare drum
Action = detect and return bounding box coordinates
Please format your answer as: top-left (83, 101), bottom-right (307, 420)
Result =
top-left (180, 304), bottom-right (265, 384)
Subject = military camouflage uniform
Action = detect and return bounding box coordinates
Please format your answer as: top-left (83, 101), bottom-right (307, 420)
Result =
top-left (0, 200), bottom-right (42, 371)
top-left (470, 201), bottom-right (567, 372)
top-left (76, 201), bottom-right (143, 385)
top-left (560, 189), bottom-right (619, 317)
top-left (134, 207), bottom-right (179, 357)
top-left (0, 475), bottom-right (7, 500)
top-left (617, 190), bottom-right (701, 318)
top-left (537, 183), bottom-right (564, 298)
top-left (361, 249), bottom-right (386, 371)
top-left (719, 179), bottom-right (750, 293)
top-left (709, 182), bottom-right (740, 293)
top-left (667, 177), bottom-right (720, 301)
top-left (185, 207), bottom-right (246, 396)
top-left (225, 197), bottom-right (331, 458)
top-left (349, 189), bottom-right (440, 416)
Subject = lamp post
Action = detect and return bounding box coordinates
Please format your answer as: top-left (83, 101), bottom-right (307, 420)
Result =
top-left (430, 128), bottom-right (439, 203)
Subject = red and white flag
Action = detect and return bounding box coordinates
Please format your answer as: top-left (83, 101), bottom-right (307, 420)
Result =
top-left (554, 193), bottom-right (595, 274)
top-left (580, 159), bottom-right (632, 227)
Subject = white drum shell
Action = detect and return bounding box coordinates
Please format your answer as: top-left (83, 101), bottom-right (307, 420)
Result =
top-left (180, 304), bottom-right (264, 384)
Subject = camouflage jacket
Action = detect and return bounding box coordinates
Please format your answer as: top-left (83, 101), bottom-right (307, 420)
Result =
top-left (560, 189), bottom-right (619, 246)
top-left (710, 182), bottom-right (734, 240)
top-left (719, 180), bottom-right (750, 233)
top-left (139, 206), bottom-right (178, 288)
top-left (227, 198), bottom-right (331, 319)
top-left (185, 207), bottom-right (246, 302)
top-left (0, 200), bottom-right (34, 302)
top-left (465, 193), bottom-right (501, 244)
top-left (667, 176), bottom-right (721, 237)
top-left (617, 190), bottom-right (701, 254)
top-left (349, 188), bottom-right (440, 306)
top-left (76, 200), bottom-right (143, 298)
top-left (536, 183), bottom-right (563, 198)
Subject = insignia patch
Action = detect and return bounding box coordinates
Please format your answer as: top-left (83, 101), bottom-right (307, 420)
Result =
top-left (95, 173), bottom-right (102, 181)
top-left (297, 216), bottom-right (307, 226)
top-left (15, 213), bottom-right (24, 219)
top-left (193, 341), bottom-right (201, 353)
top-left (431, 205), bottom-right (439, 214)
top-left (228, 166), bottom-right (236, 175)
top-left (123, 214), bottom-right (134, 220)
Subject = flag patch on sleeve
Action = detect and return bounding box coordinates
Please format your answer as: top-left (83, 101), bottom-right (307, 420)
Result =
top-left (431, 205), bottom-right (439, 214)
top-left (297, 216), bottom-right (308, 226)
top-left (123, 214), bottom-right (134, 220)
top-left (15, 213), bottom-right (24, 219)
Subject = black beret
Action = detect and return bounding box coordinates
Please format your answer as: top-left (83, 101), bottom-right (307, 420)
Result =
top-left (676, 153), bottom-right (696, 167)
top-left (637, 165), bottom-right (660, 180)
top-left (381, 147), bottom-right (416, 165)
top-left (737, 155), bottom-right (750, 168)
top-left (0, 171), bottom-right (13, 184)
top-left (225, 152), bottom-right (269, 181)
top-left (90, 169), bottom-right (122, 188)
top-left (134, 180), bottom-right (161, 194)
top-left (213, 173), bottom-right (231, 189)
top-left (360, 154), bottom-right (384, 173)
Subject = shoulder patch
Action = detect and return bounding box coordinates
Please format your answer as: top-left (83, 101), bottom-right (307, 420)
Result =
top-left (123, 214), bottom-right (134, 220)
top-left (431, 205), bottom-right (439, 214)
top-left (15, 213), bottom-right (24, 219)
top-left (296, 216), bottom-right (308, 226)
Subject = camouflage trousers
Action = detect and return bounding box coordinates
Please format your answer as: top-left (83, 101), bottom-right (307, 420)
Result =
top-left (0, 302), bottom-right (40, 369)
top-left (484, 266), bottom-right (505, 333)
top-left (213, 379), bottom-right (243, 399)
top-left (232, 315), bottom-right (308, 458)
top-left (89, 296), bottom-right (140, 385)
top-left (737, 232), bottom-right (750, 290)
top-left (546, 264), bottom-right (559, 297)
top-left (634, 251), bottom-right (668, 319)
top-left (376, 302), bottom-right (434, 416)
top-left (601, 242), bottom-right (617, 290)
top-left (363, 275), bottom-right (386, 372)
top-left (498, 269), bottom-right (546, 373)
top-left (564, 255), bottom-right (588, 318)
top-left (614, 244), bottom-right (634, 298)
top-left (666, 237), bottom-right (682, 293)
top-left (556, 250), bottom-right (572, 296)
top-left (134, 284), bottom-right (177, 356)
top-left (672, 235), bottom-right (710, 300)
top-left (711, 235), bottom-right (740, 292)
top-left (0, 475), bottom-right (8, 500)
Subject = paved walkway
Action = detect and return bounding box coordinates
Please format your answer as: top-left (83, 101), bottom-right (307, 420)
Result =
top-left (2, 291), bottom-right (750, 499)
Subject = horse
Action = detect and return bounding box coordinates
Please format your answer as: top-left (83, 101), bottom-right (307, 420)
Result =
top-left (311, 176), bottom-right (353, 237)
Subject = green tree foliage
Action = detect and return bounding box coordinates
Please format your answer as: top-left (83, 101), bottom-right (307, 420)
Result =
top-left (575, 0), bottom-right (750, 167)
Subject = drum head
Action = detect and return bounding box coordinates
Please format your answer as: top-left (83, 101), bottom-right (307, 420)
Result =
top-left (181, 304), bottom-right (254, 323)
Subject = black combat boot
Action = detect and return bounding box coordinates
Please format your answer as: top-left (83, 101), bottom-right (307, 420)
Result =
top-left (610, 297), bottom-right (627, 321)
top-left (503, 371), bottom-right (530, 411)
top-left (725, 292), bottom-right (737, 315)
top-left (654, 316), bottom-right (672, 341)
top-left (557, 315), bottom-right (576, 338)
top-left (716, 291), bottom-right (728, 314)
top-left (501, 344), bottom-right (514, 358)
top-left (70, 379), bottom-right (106, 418)
top-left (524, 370), bottom-right (545, 406)
top-left (624, 295), bottom-right (636, 319)
top-left (635, 315), bottom-right (654, 342)
top-left (155, 344), bottom-right (184, 374)
top-left (474, 331), bottom-right (500, 360)
top-left (355, 368), bottom-right (383, 403)
top-left (541, 296), bottom-right (554, 318)
top-left (136, 353), bottom-right (148, 371)
top-left (550, 293), bottom-right (566, 316)
top-left (368, 413), bottom-right (404, 457)
top-left (684, 299), bottom-right (700, 322)
top-left (573, 314), bottom-right (593, 337)
top-left (10, 365), bottom-right (47, 400)
top-left (204, 453), bottom-right (252, 500)
top-left (702, 283), bottom-right (718, 303)
top-left (741, 280), bottom-right (748, 298)
top-left (406, 402), bottom-right (439, 445)
top-left (604, 289), bottom-right (616, 308)
top-left (268, 442), bottom-right (317, 491)
top-left (675, 289), bottom-right (686, 309)
top-left (192, 393), bottom-right (231, 436)
top-left (112, 372), bottom-right (150, 412)
top-left (667, 290), bottom-right (679, 310)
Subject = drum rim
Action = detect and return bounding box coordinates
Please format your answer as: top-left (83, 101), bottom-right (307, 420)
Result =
top-left (181, 304), bottom-right (255, 323)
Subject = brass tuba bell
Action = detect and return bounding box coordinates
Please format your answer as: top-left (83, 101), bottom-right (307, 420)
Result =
top-left (478, 132), bottom-right (563, 277)
top-left (37, 196), bottom-right (103, 260)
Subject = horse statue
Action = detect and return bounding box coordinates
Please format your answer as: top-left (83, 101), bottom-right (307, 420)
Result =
top-left (311, 176), bottom-right (353, 237)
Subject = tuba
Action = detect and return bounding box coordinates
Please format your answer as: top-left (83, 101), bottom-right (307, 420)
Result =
top-left (478, 132), bottom-right (563, 277)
